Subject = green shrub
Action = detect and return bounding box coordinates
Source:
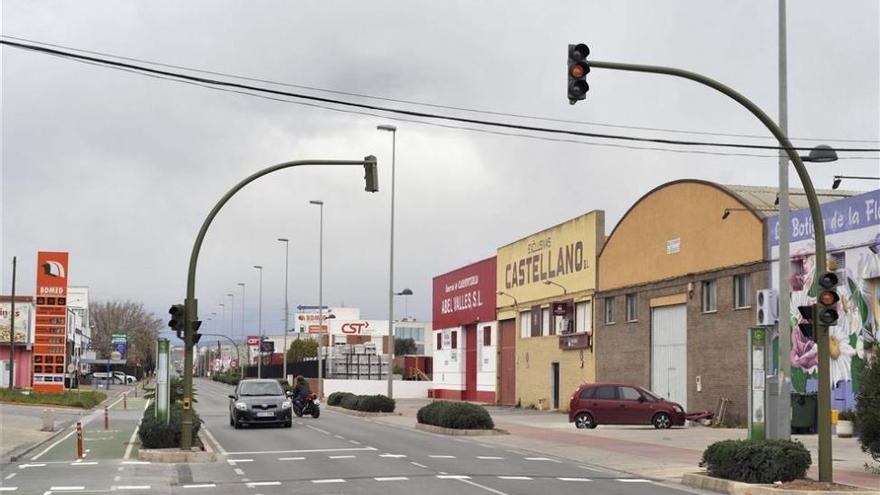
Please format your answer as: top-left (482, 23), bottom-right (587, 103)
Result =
top-left (328, 392), bottom-right (354, 406)
top-left (0, 389), bottom-right (107, 409)
top-left (857, 353), bottom-right (880, 464)
top-left (700, 439), bottom-right (810, 483)
top-left (340, 394), bottom-right (362, 410)
top-left (417, 401), bottom-right (494, 430)
top-left (138, 404), bottom-right (202, 449)
top-left (838, 409), bottom-right (856, 421)
top-left (212, 373), bottom-right (240, 386)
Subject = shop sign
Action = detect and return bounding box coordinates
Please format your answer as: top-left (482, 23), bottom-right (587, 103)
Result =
top-left (432, 257), bottom-right (496, 329)
top-left (294, 306), bottom-right (360, 333)
top-left (0, 303), bottom-right (31, 343)
top-left (33, 251), bottom-right (69, 393)
top-left (559, 332), bottom-right (591, 350)
top-left (246, 335), bottom-right (260, 346)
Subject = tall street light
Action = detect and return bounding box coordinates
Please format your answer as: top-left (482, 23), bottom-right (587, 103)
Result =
top-left (832, 175), bottom-right (879, 190)
top-left (254, 265), bottom-right (264, 379)
top-left (227, 293), bottom-right (235, 367)
top-left (278, 238), bottom-right (290, 383)
top-left (237, 282), bottom-right (246, 378)
top-left (543, 280), bottom-right (568, 295)
top-left (309, 200), bottom-right (325, 398)
top-left (395, 288), bottom-right (413, 321)
top-left (378, 124), bottom-right (398, 398)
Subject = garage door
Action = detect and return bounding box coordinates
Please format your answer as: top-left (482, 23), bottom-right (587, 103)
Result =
top-left (651, 304), bottom-right (687, 406)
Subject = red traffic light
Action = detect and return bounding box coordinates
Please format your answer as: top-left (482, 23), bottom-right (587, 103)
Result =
top-left (570, 62), bottom-right (589, 79)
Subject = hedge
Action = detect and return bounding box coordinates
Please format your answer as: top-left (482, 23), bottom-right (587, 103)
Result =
top-left (857, 352), bottom-right (880, 464)
top-left (700, 439), bottom-right (811, 483)
top-left (327, 392), bottom-right (354, 406)
top-left (138, 404), bottom-right (202, 449)
top-left (212, 373), bottom-right (240, 386)
top-left (334, 393), bottom-right (395, 413)
top-left (0, 389), bottom-right (107, 409)
top-left (417, 401), bottom-right (494, 430)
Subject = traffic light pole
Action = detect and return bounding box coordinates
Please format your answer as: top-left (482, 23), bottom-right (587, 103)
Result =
top-left (181, 157), bottom-right (378, 450)
top-left (587, 59), bottom-right (831, 481)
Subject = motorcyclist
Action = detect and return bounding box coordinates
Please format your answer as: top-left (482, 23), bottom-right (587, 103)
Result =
top-left (291, 375), bottom-right (311, 411)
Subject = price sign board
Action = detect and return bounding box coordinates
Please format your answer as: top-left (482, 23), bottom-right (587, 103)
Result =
top-left (32, 252), bottom-right (69, 393)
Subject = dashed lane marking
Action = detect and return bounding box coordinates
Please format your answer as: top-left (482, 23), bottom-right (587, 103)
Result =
top-left (117, 486), bottom-right (150, 490)
top-left (0, 488), bottom-right (18, 492)
top-left (558, 478), bottom-right (592, 482)
top-left (410, 462), bottom-right (428, 468)
top-left (246, 482), bottom-right (281, 487)
top-left (182, 484), bottom-right (216, 488)
top-left (278, 457), bottom-right (305, 461)
top-left (121, 461), bottom-right (150, 465)
top-left (312, 479), bottom-right (345, 484)
top-left (349, 440), bottom-right (361, 445)
top-left (70, 462), bottom-right (98, 466)
top-left (437, 475), bottom-right (470, 479)
top-left (617, 478), bottom-right (652, 483)
top-left (306, 425), bottom-right (331, 435)
top-left (477, 456), bottom-right (504, 460)
top-left (375, 477), bottom-right (408, 481)
top-left (226, 447), bottom-right (374, 455)
top-left (334, 434), bottom-right (344, 439)
top-left (524, 457), bottom-right (559, 462)
top-left (233, 468), bottom-right (245, 476)
top-left (227, 459), bottom-right (253, 464)
top-left (328, 455), bottom-right (355, 459)
top-left (49, 487), bottom-right (84, 492)
top-left (380, 453), bottom-right (407, 458)
top-left (4, 473), bottom-right (16, 480)
top-left (498, 476), bottom-right (532, 480)
top-left (18, 464), bottom-right (46, 469)
top-left (429, 455), bottom-right (456, 459)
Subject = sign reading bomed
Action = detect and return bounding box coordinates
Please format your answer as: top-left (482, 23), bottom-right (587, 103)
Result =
top-left (33, 251), bottom-right (69, 393)
top-left (432, 257), bottom-right (496, 329)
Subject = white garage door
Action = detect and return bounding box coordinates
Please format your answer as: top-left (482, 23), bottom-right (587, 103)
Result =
top-left (651, 304), bottom-right (687, 406)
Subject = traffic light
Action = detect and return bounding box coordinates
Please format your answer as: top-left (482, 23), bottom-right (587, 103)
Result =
top-left (192, 320), bottom-right (203, 345)
top-left (168, 304), bottom-right (185, 339)
top-left (797, 304), bottom-right (815, 340)
top-left (817, 271), bottom-right (840, 327)
top-left (568, 43), bottom-right (591, 104)
top-left (364, 155), bottom-right (379, 193)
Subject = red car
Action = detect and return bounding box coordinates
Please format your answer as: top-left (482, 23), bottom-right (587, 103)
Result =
top-left (569, 383), bottom-right (686, 429)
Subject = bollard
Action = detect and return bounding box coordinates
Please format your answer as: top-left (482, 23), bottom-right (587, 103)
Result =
top-left (41, 408), bottom-right (55, 432)
top-left (123, 393), bottom-right (127, 410)
top-left (75, 422), bottom-right (83, 460)
top-left (104, 405), bottom-right (109, 431)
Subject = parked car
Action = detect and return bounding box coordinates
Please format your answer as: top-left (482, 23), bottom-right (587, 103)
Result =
top-left (569, 383), bottom-right (686, 429)
top-left (228, 379), bottom-right (293, 428)
top-left (113, 371), bottom-right (137, 384)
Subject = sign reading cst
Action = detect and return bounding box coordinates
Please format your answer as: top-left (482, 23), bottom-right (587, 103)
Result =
top-left (432, 257), bottom-right (497, 329)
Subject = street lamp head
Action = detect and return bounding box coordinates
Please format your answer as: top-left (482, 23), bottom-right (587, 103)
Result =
top-left (227, 293), bottom-right (233, 297)
top-left (309, 200), bottom-right (323, 205)
top-left (253, 265), bottom-right (262, 270)
top-left (832, 176), bottom-right (843, 190)
top-left (237, 282), bottom-right (245, 287)
top-left (721, 209), bottom-right (731, 220)
top-left (377, 124), bottom-right (397, 132)
top-left (277, 238), bottom-right (289, 242)
top-left (396, 288), bottom-right (414, 296)
top-left (803, 144), bottom-right (839, 163)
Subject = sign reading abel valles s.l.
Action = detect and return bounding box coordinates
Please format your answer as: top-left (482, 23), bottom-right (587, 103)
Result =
top-left (432, 257), bottom-right (496, 330)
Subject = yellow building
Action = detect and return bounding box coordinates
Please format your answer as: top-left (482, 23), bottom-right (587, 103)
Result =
top-left (495, 210), bottom-right (604, 411)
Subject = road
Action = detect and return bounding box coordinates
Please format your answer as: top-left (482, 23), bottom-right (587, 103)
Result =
top-left (0, 379), bottom-right (709, 494)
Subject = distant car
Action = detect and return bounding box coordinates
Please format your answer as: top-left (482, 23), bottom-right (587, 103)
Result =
top-left (229, 379), bottom-right (293, 429)
top-left (569, 383), bottom-right (686, 429)
top-left (113, 371), bottom-right (137, 384)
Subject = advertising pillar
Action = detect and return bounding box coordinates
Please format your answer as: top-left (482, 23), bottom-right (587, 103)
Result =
top-left (749, 327), bottom-right (767, 440)
top-left (33, 252), bottom-right (69, 393)
top-left (156, 339), bottom-right (170, 424)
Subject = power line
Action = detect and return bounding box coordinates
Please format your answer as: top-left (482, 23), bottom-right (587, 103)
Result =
top-left (4, 35), bottom-right (878, 146)
top-left (2, 38), bottom-right (879, 155)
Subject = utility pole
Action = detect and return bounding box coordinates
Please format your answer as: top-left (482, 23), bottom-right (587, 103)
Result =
top-left (377, 124), bottom-right (398, 399)
top-left (8, 256), bottom-right (16, 389)
top-left (278, 238), bottom-right (290, 384)
top-left (237, 283), bottom-right (245, 379)
top-left (254, 266), bottom-right (263, 379)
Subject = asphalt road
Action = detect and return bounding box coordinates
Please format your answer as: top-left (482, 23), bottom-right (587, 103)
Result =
top-left (0, 379), bottom-right (709, 494)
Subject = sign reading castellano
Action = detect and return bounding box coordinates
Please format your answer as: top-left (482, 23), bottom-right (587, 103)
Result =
top-left (496, 211), bottom-right (603, 305)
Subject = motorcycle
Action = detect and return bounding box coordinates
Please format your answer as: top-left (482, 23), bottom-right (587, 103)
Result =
top-left (292, 393), bottom-right (321, 418)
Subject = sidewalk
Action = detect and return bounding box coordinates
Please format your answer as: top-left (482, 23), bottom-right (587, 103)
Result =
top-left (382, 400), bottom-right (879, 491)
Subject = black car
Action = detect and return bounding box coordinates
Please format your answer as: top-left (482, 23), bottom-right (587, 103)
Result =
top-left (228, 379), bottom-right (293, 428)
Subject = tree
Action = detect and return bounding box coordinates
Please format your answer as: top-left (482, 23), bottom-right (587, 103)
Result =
top-left (857, 352), bottom-right (880, 468)
top-left (287, 338), bottom-right (318, 363)
top-left (90, 301), bottom-right (162, 373)
top-left (395, 338), bottom-right (417, 356)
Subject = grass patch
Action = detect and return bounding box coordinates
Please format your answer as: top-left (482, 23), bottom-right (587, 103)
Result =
top-left (0, 389), bottom-right (108, 409)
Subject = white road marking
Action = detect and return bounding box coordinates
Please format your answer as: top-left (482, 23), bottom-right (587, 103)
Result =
top-left (117, 467), bottom-right (124, 472)
top-left (349, 440), bottom-right (361, 445)
top-left (375, 477), bottom-right (408, 481)
top-left (459, 478), bottom-right (510, 495)
top-left (306, 425), bottom-right (331, 435)
top-left (0, 488), bottom-right (18, 492)
top-left (524, 457), bottom-right (559, 462)
top-left (498, 476), bottom-right (532, 480)
top-left (246, 482), bottom-right (280, 487)
top-left (477, 456), bottom-right (505, 460)
top-left (617, 478), bottom-right (651, 483)
top-left (182, 484), bottom-right (216, 488)
top-left (31, 428), bottom-right (78, 461)
top-left (558, 478), bottom-right (592, 482)
top-left (18, 464), bottom-right (46, 469)
top-left (117, 486), bottom-right (150, 490)
top-left (49, 487), bottom-right (84, 491)
top-left (113, 476), bottom-right (121, 482)
top-left (201, 427), bottom-right (226, 456)
top-left (437, 475), bottom-right (470, 479)
top-left (121, 461), bottom-right (150, 465)
top-left (380, 453), bottom-right (407, 458)
top-left (334, 434), bottom-right (344, 439)
top-left (312, 479), bottom-right (345, 484)
top-left (70, 462), bottom-right (98, 466)
top-left (410, 462), bottom-right (428, 468)
top-left (278, 457), bottom-right (305, 461)
top-left (328, 455), bottom-right (355, 459)
top-left (233, 468), bottom-right (244, 476)
top-left (429, 455), bottom-right (456, 459)
top-left (227, 459), bottom-right (253, 464)
top-left (4, 473), bottom-right (16, 480)
top-left (124, 402), bottom-right (148, 460)
top-left (226, 447), bottom-right (374, 455)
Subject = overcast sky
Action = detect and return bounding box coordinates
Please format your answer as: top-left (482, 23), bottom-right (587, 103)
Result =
top-left (1, 1), bottom-right (878, 341)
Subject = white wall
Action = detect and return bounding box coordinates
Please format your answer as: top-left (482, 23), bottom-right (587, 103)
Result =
top-left (323, 379), bottom-right (433, 399)
top-left (476, 321), bottom-right (497, 392)
top-left (432, 327), bottom-right (464, 390)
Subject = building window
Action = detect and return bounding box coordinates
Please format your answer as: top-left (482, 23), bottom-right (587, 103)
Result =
top-left (436, 332), bottom-right (442, 351)
top-left (483, 326), bottom-right (492, 346)
top-left (702, 280), bottom-right (717, 312)
top-left (543, 308), bottom-right (552, 336)
top-left (626, 294), bottom-right (638, 322)
top-left (734, 274), bottom-right (752, 309)
top-left (520, 311), bottom-right (532, 338)
top-left (530, 307), bottom-right (543, 338)
top-left (576, 301), bottom-right (592, 333)
top-left (605, 297), bottom-right (615, 324)
top-left (451, 331), bottom-right (458, 349)
top-left (829, 251), bottom-right (846, 271)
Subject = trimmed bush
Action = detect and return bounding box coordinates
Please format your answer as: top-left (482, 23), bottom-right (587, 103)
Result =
top-left (340, 394), bottom-right (362, 410)
top-left (327, 392), bottom-right (354, 406)
top-left (138, 404), bottom-right (202, 449)
top-left (0, 389), bottom-right (107, 409)
top-left (857, 353), bottom-right (880, 464)
top-left (212, 373), bottom-right (240, 386)
top-left (700, 439), bottom-right (810, 483)
top-left (417, 401), bottom-right (494, 430)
